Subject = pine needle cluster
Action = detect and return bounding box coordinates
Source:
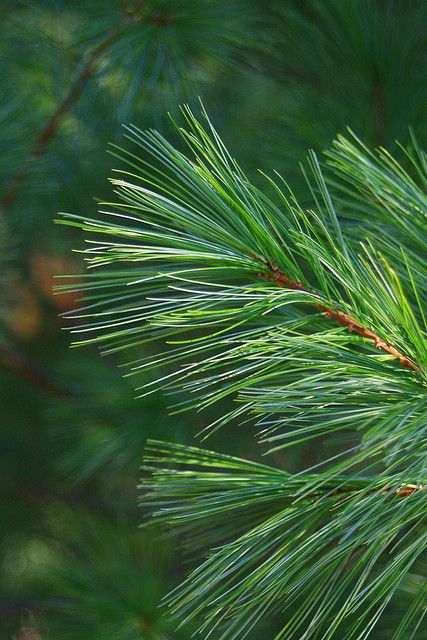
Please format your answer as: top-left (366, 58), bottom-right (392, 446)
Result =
top-left (60, 107), bottom-right (426, 638)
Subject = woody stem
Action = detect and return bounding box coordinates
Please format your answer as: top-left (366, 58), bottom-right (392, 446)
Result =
top-left (260, 261), bottom-right (420, 374)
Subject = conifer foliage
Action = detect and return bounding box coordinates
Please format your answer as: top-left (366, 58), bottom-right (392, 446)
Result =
top-left (62, 107), bottom-right (427, 639)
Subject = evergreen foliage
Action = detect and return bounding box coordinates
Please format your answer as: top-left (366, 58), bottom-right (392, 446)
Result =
top-left (63, 108), bottom-right (426, 638)
top-left (1, 2), bottom-right (426, 639)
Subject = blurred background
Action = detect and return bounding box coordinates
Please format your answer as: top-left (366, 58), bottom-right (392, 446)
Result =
top-left (1, 1), bottom-right (426, 638)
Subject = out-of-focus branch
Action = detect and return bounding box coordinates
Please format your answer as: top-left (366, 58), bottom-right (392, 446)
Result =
top-left (1, 1), bottom-right (179, 213)
top-left (0, 23), bottom-right (124, 212)
top-left (15, 482), bottom-right (138, 516)
top-left (0, 343), bottom-right (79, 398)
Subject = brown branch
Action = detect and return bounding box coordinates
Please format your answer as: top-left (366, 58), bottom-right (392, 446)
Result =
top-left (307, 483), bottom-right (426, 503)
top-left (260, 261), bottom-right (421, 373)
top-left (0, 25), bottom-right (123, 212)
top-left (0, 3), bottom-right (153, 213)
top-left (389, 484), bottom-right (426, 497)
top-left (0, 3), bottom-right (179, 213)
top-left (374, 78), bottom-right (386, 147)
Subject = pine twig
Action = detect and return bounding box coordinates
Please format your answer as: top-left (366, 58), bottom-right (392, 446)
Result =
top-left (260, 261), bottom-right (421, 373)
top-left (309, 483), bottom-right (427, 502)
top-left (0, 5), bottom-right (144, 394)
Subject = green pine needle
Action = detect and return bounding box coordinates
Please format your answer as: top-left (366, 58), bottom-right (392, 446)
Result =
top-left (60, 105), bottom-right (427, 639)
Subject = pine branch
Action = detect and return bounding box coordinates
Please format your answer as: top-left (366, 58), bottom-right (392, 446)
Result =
top-left (260, 260), bottom-right (421, 373)
top-left (62, 108), bottom-right (426, 638)
top-left (58, 108), bottom-right (426, 454)
top-left (140, 441), bottom-right (427, 639)
top-left (1, 1), bottom-right (256, 213)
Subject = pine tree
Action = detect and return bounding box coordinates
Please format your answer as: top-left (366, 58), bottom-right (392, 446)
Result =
top-left (61, 106), bottom-right (426, 639)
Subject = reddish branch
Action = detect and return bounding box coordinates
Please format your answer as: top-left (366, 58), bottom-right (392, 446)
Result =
top-left (306, 483), bottom-right (426, 503)
top-left (389, 484), bottom-right (426, 497)
top-left (259, 261), bottom-right (425, 501)
top-left (260, 261), bottom-right (420, 373)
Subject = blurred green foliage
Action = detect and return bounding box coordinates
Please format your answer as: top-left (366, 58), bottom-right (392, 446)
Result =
top-left (0, 1), bottom-right (426, 638)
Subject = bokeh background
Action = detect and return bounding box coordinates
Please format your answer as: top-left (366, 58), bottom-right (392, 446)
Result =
top-left (1, 1), bottom-right (427, 638)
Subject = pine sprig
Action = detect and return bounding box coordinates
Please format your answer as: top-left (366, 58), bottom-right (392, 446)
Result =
top-left (60, 106), bottom-right (427, 638)
top-left (140, 441), bottom-right (426, 640)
